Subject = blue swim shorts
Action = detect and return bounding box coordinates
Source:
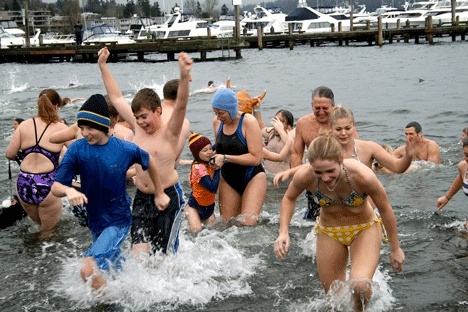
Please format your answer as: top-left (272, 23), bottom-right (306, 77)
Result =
top-left (84, 225), bottom-right (130, 271)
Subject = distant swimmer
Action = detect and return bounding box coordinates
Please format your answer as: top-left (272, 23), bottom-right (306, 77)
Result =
top-left (191, 78), bottom-right (230, 95)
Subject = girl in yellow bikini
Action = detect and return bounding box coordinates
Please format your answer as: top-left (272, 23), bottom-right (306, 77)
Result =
top-left (274, 134), bottom-right (405, 312)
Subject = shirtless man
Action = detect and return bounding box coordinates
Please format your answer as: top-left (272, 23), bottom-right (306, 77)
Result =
top-left (161, 78), bottom-right (190, 164)
top-left (290, 86), bottom-right (335, 168)
top-left (393, 121), bottom-right (440, 164)
top-left (98, 47), bottom-right (193, 256)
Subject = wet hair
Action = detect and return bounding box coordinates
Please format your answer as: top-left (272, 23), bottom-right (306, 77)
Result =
top-left (312, 86), bottom-right (334, 105)
top-left (276, 109), bottom-right (294, 128)
top-left (131, 88), bottom-right (161, 113)
top-left (37, 89), bottom-right (61, 124)
top-left (406, 121), bottom-right (422, 133)
top-left (208, 80), bottom-right (214, 87)
top-left (15, 118), bottom-right (24, 124)
top-left (463, 137), bottom-right (468, 147)
top-left (163, 79), bottom-right (179, 101)
top-left (307, 133), bottom-right (343, 164)
top-left (329, 106), bottom-right (355, 126)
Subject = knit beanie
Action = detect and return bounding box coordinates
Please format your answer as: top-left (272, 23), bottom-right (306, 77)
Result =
top-left (212, 88), bottom-right (238, 120)
top-left (77, 94), bottom-right (110, 133)
top-left (189, 132), bottom-right (212, 162)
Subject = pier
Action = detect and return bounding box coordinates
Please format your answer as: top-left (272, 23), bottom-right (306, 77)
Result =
top-left (1, 23), bottom-right (467, 63)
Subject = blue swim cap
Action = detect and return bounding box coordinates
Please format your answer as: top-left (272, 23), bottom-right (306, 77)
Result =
top-left (212, 88), bottom-right (238, 120)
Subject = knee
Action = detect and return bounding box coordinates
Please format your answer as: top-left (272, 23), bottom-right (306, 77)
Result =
top-left (350, 278), bottom-right (372, 301)
top-left (80, 258), bottom-right (95, 282)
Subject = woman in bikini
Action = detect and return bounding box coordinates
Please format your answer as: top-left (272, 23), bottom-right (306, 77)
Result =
top-left (274, 134), bottom-right (405, 312)
top-left (436, 138), bottom-right (468, 215)
top-left (274, 107), bottom-right (415, 218)
top-left (5, 89), bottom-right (69, 236)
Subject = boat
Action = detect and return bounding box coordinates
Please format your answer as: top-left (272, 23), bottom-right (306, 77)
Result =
top-left (0, 20), bottom-right (25, 37)
top-left (209, 14), bottom-right (237, 37)
top-left (285, 0), bottom-right (350, 33)
top-left (140, 7), bottom-right (232, 40)
top-left (0, 27), bottom-right (41, 48)
top-left (124, 15), bottom-right (155, 39)
top-left (240, 5), bottom-right (288, 36)
top-left (81, 24), bottom-right (136, 45)
top-left (41, 33), bottom-right (76, 45)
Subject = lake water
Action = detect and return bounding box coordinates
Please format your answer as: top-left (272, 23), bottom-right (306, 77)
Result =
top-left (1, 39), bottom-right (468, 311)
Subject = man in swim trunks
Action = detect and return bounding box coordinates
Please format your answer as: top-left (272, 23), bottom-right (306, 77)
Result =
top-left (52, 94), bottom-right (169, 291)
top-left (98, 47), bottom-right (193, 256)
top-left (274, 134), bottom-right (404, 312)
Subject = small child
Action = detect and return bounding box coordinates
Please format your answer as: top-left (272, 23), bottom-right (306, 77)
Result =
top-left (185, 132), bottom-right (220, 233)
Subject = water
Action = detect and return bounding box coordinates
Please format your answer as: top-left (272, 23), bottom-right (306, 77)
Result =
top-left (1, 40), bottom-right (468, 311)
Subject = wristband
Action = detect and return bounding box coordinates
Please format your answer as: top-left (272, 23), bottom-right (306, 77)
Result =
top-left (223, 154), bottom-right (228, 164)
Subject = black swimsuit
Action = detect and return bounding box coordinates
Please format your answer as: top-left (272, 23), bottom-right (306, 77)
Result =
top-left (215, 113), bottom-right (265, 194)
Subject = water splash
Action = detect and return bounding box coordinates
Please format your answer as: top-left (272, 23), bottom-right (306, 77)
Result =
top-left (2, 67), bottom-right (28, 95)
top-left (50, 231), bottom-right (258, 311)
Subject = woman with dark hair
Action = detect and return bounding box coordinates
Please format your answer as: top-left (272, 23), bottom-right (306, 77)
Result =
top-left (5, 89), bottom-right (68, 236)
top-left (252, 101), bottom-right (295, 173)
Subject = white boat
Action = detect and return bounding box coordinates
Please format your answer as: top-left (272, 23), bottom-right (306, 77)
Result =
top-left (0, 27), bottom-right (41, 48)
top-left (240, 5), bottom-right (288, 36)
top-left (41, 33), bottom-right (76, 45)
top-left (140, 7), bottom-right (232, 40)
top-left (285, 0), bottom-right (350, 33)
top-left (210, 14), bottom-right (236, 37)
top-left (0, 20), bottom-right (25, 37)
top-left (81, 24), bottom-right (136, 45)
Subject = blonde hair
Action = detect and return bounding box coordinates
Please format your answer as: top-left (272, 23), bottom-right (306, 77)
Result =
top-left (307, 133), bottom-right (343, 164)
top-left (329, 106), bottom-right (355, 126)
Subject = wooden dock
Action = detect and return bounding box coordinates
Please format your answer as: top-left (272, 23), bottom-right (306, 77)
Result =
top-left (1, 24), bottom-right (467, 63)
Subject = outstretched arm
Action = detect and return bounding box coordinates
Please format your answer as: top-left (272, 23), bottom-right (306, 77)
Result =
top-left (98, 47), bottom-right (136, 130)
top-left (166, 53), bottom-right (193, 142)
top-left (437, 165), bottom-right (463, 210)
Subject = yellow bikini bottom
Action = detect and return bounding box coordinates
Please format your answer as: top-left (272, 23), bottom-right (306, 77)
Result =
top-left (314, 218), bottom-right (389, 246)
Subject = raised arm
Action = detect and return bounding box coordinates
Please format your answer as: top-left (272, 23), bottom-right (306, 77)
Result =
top-left (98, 47), bottom-right (136, 130)
top-left (165, 53), bottom-right (192, 142)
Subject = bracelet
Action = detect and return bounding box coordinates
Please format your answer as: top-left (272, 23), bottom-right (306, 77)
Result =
top-left (223, 154), bottom-right (228, 164)
top-left (253, 109), bottom-right (259, 113)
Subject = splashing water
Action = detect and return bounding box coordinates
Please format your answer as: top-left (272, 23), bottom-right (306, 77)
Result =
top-left (50, 231), bottom-right (259, 311)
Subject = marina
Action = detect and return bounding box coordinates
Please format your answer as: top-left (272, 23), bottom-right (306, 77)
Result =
top-left (0, 22), bottom-right (467, 63)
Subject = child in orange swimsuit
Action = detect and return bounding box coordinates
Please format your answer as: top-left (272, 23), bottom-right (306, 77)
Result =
top-left (185, 132), bottom-right (220, 233)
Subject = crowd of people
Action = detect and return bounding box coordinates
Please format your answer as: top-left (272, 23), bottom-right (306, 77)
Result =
top-left (4, 46), bottom-right (467, 310)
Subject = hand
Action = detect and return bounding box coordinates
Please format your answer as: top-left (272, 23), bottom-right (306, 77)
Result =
top-left (436, 195), bottom-right (449, 210)
top-left (178, 52), bottom-right (193, 79)
top-left (274, 234), bottom-right (290, 260)
top-left (271, 117), bottom-right (283, 132)
top-left (273, 170), bottom-right (290, 187)
top-left (154, 193), bottom-right (170, 211)
top-left (389, 247), bottom-right (405, 272)
top-left (65, 187), bottom-right (88, 206)
top-left (97, 47), bottom-right (110, 64)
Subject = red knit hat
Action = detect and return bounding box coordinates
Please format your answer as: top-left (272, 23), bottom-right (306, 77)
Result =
top-left (189, 132), bottom-right (212, 161)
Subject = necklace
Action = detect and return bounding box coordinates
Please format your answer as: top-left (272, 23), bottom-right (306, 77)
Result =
top-left (325, 167), bottom-right (343, 192)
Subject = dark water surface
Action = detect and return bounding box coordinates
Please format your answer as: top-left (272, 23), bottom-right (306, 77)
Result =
top-left (1, 40), bottom-right (467, 311)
